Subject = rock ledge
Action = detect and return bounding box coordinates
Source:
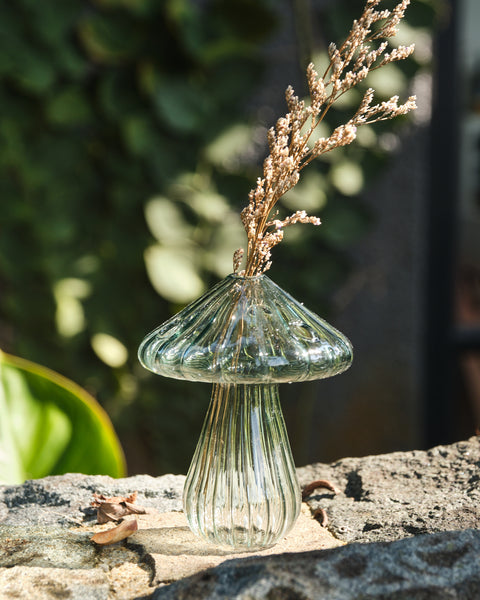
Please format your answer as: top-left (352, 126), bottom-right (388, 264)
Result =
top-left (1, 437), bottom-right (479, 599)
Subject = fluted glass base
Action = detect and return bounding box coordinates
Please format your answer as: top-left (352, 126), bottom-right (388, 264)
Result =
top-left (183, 382), bottom-right (301, 550)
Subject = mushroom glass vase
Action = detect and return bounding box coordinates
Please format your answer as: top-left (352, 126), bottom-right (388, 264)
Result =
top-left (138, 274), bottom-right (352, 550)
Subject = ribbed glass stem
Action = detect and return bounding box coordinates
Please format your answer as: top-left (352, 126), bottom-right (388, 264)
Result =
top-left (183, 382), bottom-right (301, 550)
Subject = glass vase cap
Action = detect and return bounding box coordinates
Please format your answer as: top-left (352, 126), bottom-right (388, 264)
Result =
top-left (138, 274), bottom-right (353, 384)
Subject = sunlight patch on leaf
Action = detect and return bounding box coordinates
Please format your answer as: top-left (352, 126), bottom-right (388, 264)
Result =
top-left (91, 333), bottom-right (129, 368)
top-left (356, 125), bottom-right (377, 148)
top-left (189, 191), bottom-right (230, 222)
top-left (330, 161), bottom-right (364, 196)
top-left (55, 297), bottom-right (85, 338)
top-left (144, 197), bottom-right (191, 244)
top-left (54, 278), bottom-right (91, 337)
top-left (282, 172), bottom-right (327, 212)
top-left (364, 64), bottom-right (406, 98)
top-left (206, 216), bottom-right (246, 277)
top-left (144, 246), bottom-right (204, 303)
top-left (205, 124), bottom-right (253, 168)
top-left (55, 278), bottom-right (92, 298)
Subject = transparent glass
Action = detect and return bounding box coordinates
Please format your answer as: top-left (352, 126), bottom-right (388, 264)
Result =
top-left (139, 274), bottom-right (353, 384)
top-left (183, 382), bottom-right (301, 549)
top-left (138, 274), bottom-right (353, 550)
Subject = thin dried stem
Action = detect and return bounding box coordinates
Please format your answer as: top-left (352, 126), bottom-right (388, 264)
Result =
top-left (236, 0), bottom-right (416, 277)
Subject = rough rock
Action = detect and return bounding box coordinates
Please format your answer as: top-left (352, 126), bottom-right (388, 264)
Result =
top-left (154, 529), bottom-right (480, 600)
top-left (298, 436), bottom-right (480, 543)
top-left (0, 437), bottom-right (479, 599)
top-left (0, 473), bottom-right (185, 600)
top-left (0, 473), bottom-right (185, 527)
top-left (0, 476), bottom-right (339, 599)
top-left (128, 505), bottom-right (340, 586)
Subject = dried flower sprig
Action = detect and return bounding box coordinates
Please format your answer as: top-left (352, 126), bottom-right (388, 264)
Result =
top-left (235, 0), bottom-right (416, 277)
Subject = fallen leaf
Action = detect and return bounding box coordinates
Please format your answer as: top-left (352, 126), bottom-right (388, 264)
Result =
top-left (93, 491), bottom-right (138, 505)
top-left (313, 507), bottom-right (329, 527)
top-left (302, 479), bottom-right (339, 500)
top-left (91, 518), bottom-right (138, 545)
top-left (92, 491), bottom-right (147, 523)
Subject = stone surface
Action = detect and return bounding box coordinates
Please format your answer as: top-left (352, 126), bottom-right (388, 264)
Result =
top-left (0, 566), bottom-right (111, 600)
top-left (0, 473), bottom-right (185, 527)
top-left (298, 436), bottom-right (480, 544)
top-left (129, 505), bottom-right (341, 586)
top-left (0, 522), bottom-right (153, 599)
top-left (155, 529), bottom-right (480, 600)
top-left (0, 475), bottom-right (339, 599)
top-left (0, 437), bottom-right (479, 599)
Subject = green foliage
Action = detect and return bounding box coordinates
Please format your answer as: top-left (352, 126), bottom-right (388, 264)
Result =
top-left (0, 351), bottom-right (125, 485)
top-left (0, 0), bottom-right (438, 475)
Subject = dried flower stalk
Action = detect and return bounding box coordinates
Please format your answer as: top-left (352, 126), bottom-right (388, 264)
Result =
top-left (235, 0), bottom-right (416, 277)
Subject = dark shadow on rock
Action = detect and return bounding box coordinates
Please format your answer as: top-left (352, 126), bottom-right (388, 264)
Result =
top-left (151, 529), bottom-right (480, 600)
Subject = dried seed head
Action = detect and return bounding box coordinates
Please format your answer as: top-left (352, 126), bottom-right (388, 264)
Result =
top-left (237, 0), bottom-right (416, 277)
top-left (233, 248), bottom-right (244, 274)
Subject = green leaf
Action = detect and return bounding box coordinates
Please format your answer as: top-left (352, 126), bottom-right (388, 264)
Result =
top-left (282, 171), bottom-right (327, 212)
top-left (153, 77), bottom-right (211, 134)
top-left (46, 87), bottom-right (92, 126)
top-left (204, 124), bottom-right (253, 168)
top-left (210, 0), bottom-right (278, 43)
top-left (78, 14), bottom-right (143, 64)
top-left (206, 214), bottom-right (246, 277)
top-left (165, 0), bottom-right (204, 56)
top-left (93, 0), bottom-right (156, 17)
top-left (122, 116), bottom-right (157, 156)
top-left (207, 56), bottom-right (263, 102)
top-left (362, 64), bottom-right (406, 99)
top-left (0, 351), bottom-right (126, 485)
top-left (22, 0), bottom-right (80, 46)
top-left (144, 245), bottom-right (205, 303)
top-left (330, 160), bottom-right (364, 196)
top-left (320, 199), bottom-right (372, 248)
top-left (144, 196), bottom-right (192, 244)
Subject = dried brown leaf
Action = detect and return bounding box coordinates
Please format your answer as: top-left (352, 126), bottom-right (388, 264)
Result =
top-left (91, 491), bottom-right (146, 523)
top-left (302, 479), bottom-right (339, 500)
top-left (313, 507), bottom-right (329, 527)
top-left (91, 518), bottom-right (138, 545)
top-left (92, 491), bottom-right (138, 506)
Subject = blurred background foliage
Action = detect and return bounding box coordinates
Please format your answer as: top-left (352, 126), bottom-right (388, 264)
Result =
top-left (0, 0), bottom-right (438, 475)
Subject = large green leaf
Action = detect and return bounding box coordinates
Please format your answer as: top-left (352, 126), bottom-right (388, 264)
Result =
top-left (0, 351), bottom-right (126, 485)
